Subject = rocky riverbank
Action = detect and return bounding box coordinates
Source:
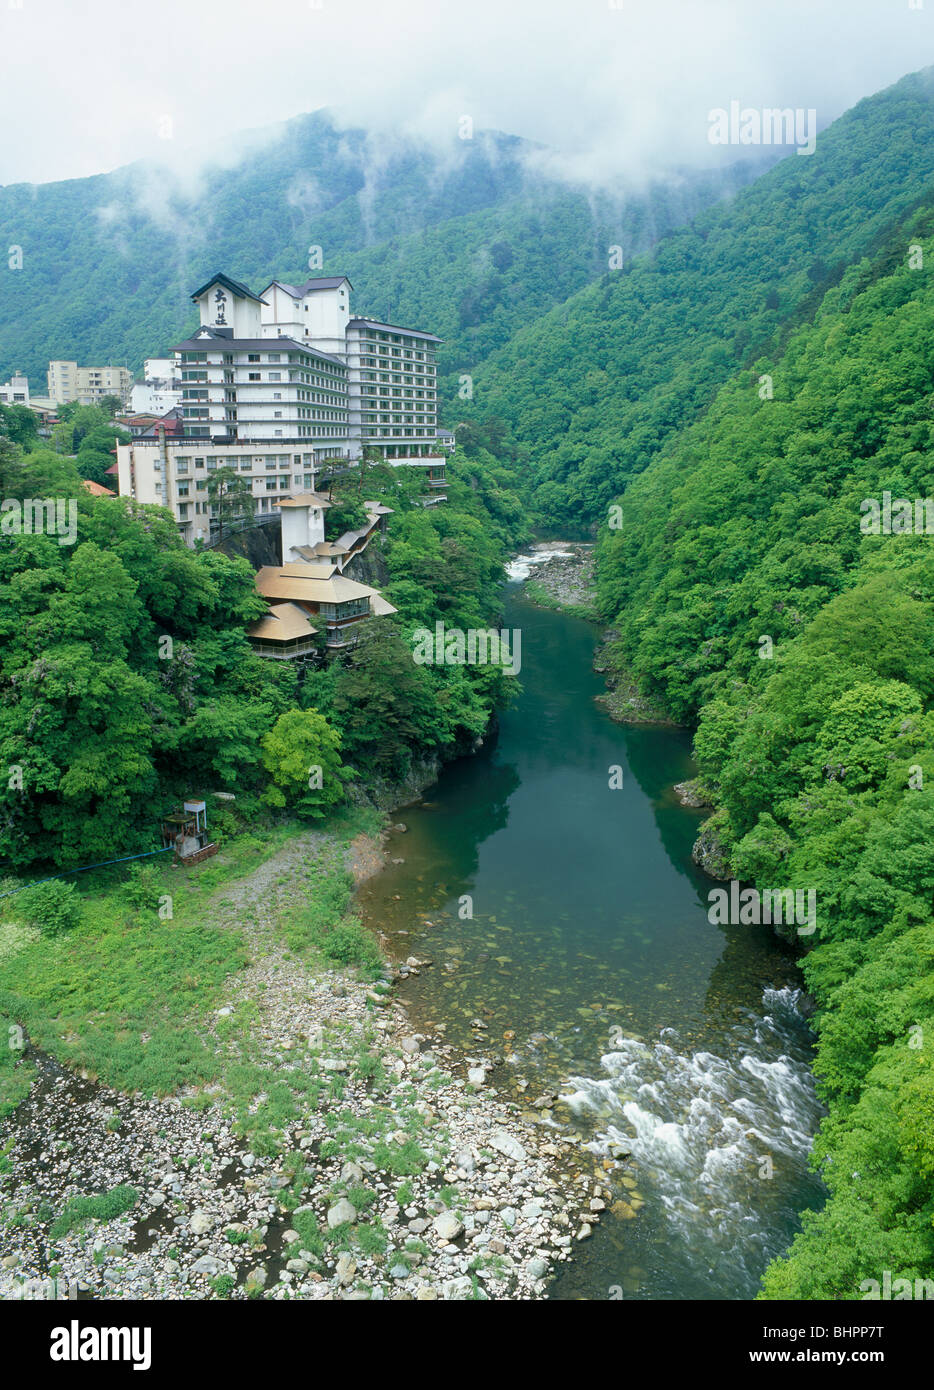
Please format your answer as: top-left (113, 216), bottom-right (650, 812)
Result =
top-left (0, 824), bottom-right (586, 1303)
top-left (515, 543), bottom-right (597, 614)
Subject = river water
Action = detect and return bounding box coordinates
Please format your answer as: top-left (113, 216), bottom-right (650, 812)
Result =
top-left (357, 578), bottom-right (825, 1300)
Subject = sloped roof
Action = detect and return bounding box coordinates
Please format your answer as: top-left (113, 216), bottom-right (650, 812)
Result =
top-left (81, 479), bottom-right (115, 496)
top-left (171, 334), bottom-right (346, 366)
top-left (190, 272), bottom-right (267, 304)
top-left (369, 593), bottom-right (397, 617)
top-left (279, 561), bottom-right (338, 577)
top-left (261, 276), bottom-right (353, 297)
top-left (347, 317), bottom-right (441, 343)
top-left (247, 601), bottom-right (318, 642)
top-left (278, 492), bottom-right (332, 509)
top-left (255, 566), bottom-right (378, 604)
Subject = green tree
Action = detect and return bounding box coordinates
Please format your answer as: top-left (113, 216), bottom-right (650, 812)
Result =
top-left (261, 708), bottom-right (345, 818)
top-left (207, 466), bottom-right (256, 539)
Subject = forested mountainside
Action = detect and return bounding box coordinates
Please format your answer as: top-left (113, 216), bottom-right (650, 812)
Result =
top-left (465, 68), bottom-right (934, 529)
top-left (593, 196), bottom-right (934, 1297)
top-left (0, 108), bottom-right (754, 399)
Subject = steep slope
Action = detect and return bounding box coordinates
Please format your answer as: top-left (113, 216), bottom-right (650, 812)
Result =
top-left (0, 110), bottom-right (754, 396)
top-left (593, 198), bottom-right (934, 1298)
top-left (468, 67), bottom-right (934, 527)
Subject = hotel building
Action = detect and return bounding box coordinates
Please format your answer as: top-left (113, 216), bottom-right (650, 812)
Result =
top-left (115, 272), bottom-right (450, 544)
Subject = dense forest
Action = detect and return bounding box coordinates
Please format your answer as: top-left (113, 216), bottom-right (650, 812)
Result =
top-left (0, 109), bottom-right (757, 408)
top-left (465, 67), bottom-right (934, 530)
top-left (0, 427), bottom-right (526, 874)
top-left (593, 198), bottom-right (934, 1297)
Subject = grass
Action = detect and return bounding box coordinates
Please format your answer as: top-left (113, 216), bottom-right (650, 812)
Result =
top-left (49, 1184), bottom-right (138, 1239)
top-left (0, 806), bottom-right (386, 1136)
top-left (0, 803), bottom-right (468, 1280)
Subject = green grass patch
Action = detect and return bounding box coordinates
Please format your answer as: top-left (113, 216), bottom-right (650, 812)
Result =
top-left (49, 1184), bottom-right (138, 1239)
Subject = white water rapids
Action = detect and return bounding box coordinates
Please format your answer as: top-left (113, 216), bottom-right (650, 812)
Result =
top-left (562, 987), bottom-right (825, 1296)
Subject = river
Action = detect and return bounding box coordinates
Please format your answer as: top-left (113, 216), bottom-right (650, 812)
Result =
top-left (357, 576), bottom-right (825, 1300)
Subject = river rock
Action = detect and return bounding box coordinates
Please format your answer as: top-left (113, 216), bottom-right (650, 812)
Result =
top-left (433, 1212), bottom-right (464, 1242)
top-left (327, 1199), bottom-right (357, 1228)
top-left (488, 1130), bottom-right (527, 1163)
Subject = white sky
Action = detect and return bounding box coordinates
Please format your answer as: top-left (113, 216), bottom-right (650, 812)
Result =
top-left (1, 0), bottom-right (933, 186)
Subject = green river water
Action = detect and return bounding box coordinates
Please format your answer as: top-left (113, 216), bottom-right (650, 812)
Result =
top-left (357, 577), bottom-right (825, 1300)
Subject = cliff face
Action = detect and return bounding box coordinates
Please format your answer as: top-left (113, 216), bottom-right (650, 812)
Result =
top-left (344, 543), bottom-right (388, 587)
top-left (212, 520), bottom-right (281, 569)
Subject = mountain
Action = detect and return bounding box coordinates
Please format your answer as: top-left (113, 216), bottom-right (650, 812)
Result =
top-left (590, 163), bottom-right (934, 1296)
top-left (0, 110), bottom-right (757, 397)
top-left (465, 67), bottom-right (934, 527)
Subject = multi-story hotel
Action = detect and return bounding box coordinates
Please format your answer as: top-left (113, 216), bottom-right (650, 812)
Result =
top-left (47, 360), bottom-right (133, 407)
top-left (114, 272), bottom-right (450, 544)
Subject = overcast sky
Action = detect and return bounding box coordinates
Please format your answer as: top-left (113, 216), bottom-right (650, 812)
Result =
top-left (1, 0), bottom-right (932, 187)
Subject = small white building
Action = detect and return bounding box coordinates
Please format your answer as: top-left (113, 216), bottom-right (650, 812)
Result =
top-left (278, 491), bottom-right (331, 557)
top-left (0, 373), bottom-right (30, 406)
top-left (130, 358), bottom-right (182, 415)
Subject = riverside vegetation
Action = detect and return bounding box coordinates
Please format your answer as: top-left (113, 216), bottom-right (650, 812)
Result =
top-left (0, 816), bottom-right (584, 1300)
top-left (590, 202), bottom-right (934, 1296)
top-left (442, 65), bottom-right (934, 1300)
top-left (0, 423), bottom-right (598, 1299)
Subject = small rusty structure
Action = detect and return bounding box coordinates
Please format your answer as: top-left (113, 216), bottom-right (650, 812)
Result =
top-left (160, 798), bottom-right (217, 865)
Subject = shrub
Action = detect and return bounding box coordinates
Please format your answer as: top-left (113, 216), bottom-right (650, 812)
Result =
top-left (123, 863), bottom-right (161, 912)
top-left (16, 880), bottom-right (82, 937)
top-left (321, 920), bottom-right (382, 971)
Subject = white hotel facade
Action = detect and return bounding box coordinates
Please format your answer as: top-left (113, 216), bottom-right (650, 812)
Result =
top-left (115, 273), bottom-right (450, 545)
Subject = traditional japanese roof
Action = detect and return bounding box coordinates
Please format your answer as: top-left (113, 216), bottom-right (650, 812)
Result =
top-left (171, 333), bottom-right (346, 366)
top-left (255, 566), bottom-right (378, 604)
top-left (363, 502), bottom-right (394, 515)
top-left (190, 272), bottom-right (267, 304)
top-left (368, 593), bottom-right (397, 617)
top-left (261, 276), bottom-right (353, 297)
top-left (81, 479), bottom-right (115, 496)
top-left (247, 601), bottom-right (318, 642)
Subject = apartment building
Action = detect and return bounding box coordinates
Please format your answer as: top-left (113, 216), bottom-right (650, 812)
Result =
top-left (47, 360), bottom-right (133, 407)
top-left (114, 271), bottom-right (450, 543)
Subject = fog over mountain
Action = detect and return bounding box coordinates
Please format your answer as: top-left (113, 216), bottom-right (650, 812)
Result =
top-left (1, 0), bottom-right (933, 188)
